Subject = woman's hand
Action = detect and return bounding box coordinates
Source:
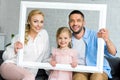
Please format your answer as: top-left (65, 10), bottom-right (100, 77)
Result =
top-left (14, 41), bottom-right (23, 54)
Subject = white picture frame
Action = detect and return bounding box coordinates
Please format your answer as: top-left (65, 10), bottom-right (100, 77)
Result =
top-left (17, 1), bottom-right (107, 73)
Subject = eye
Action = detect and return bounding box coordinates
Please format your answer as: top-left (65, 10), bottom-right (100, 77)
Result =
top-left (64, 37), bottom-right (68, 39)
top-left (69, 19), bottom-right (74, 23)
top-left (34, 20), bottom-right (38, 23)
top-left (77, 19), bottom-right (83, 22)
top-left (58, 37), bottom-right (62, 39)
top-left (40, 20), bottom-right (44, 23)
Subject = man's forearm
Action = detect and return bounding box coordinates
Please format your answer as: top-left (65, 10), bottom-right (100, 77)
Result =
top-left (105, 39), bottom-right (116, 55)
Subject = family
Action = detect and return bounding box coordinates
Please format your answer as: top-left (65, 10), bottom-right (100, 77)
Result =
top-left (0, 9), bottom-right (117, 80)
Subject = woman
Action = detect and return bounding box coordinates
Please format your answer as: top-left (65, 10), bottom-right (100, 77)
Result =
top-left (0, 9), bottom-right (50, 80)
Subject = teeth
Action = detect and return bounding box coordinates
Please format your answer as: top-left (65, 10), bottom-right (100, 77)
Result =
top-left (73, 26), bottom-right (78, 30)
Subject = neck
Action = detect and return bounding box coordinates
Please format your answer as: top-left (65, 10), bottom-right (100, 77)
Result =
top-left (29, 30), bottom-right (38, 40)
top-left (59, 47), bottom-right (69, 50)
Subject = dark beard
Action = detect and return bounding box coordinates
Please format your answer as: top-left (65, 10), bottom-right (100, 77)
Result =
top-left (70, 27), bottom-right (83, 34)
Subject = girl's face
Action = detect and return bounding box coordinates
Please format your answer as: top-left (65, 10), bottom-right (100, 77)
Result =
top-left (57, 32), bottom-right (71, 49)
top-left (29, 14), bottom-right (44, 33)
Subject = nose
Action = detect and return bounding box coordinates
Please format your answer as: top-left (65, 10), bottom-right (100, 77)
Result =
top-left (38, 23), bottom-right (41, 26)
top-left (74, 21), bottom-right (78, 25)
top-left (37, 22), bottom-right (42, 27)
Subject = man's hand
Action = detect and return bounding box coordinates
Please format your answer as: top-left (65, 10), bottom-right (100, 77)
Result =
top-left (97, 28), bottom-right (109, 42)
top-left (98, 28), bottom-right (116, 55)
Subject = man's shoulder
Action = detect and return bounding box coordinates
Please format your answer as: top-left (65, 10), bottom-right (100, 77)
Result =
top-left (84, 28), bottom-right (97, 38)
top-left (85, 28), bottom-right (97, 33)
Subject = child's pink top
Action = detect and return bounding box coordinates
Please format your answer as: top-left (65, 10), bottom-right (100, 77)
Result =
top-left (48, 48), bottom-right (78, 80)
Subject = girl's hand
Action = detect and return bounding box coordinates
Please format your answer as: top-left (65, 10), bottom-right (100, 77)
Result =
top-left (71, 62), bottom-right (77, 68)
top-left (14, 41), bottom-right (23, 54)
top-left (50, 60), bottom-right (57, 67)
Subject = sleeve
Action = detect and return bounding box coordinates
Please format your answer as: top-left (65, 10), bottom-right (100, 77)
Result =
top-left (2, 35), bottom-right (19, 61)
top-left (51, 48), bottom-right (56, 61)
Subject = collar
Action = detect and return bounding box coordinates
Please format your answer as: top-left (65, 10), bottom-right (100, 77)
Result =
top-left (83, 27), bottom-right (90, 39)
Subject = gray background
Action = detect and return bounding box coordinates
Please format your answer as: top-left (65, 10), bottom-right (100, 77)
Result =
top-left (27, 8), bottom-right (99, 48)
top-left (0, 0), bottom-right (120, 57)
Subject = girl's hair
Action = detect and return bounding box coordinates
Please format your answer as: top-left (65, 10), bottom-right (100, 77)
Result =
top-left (24, 9), bottom-right (44, 44)
top-left (56, 27), bottom-right (72, 48)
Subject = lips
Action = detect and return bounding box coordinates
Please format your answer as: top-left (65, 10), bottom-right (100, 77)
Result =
top-left (60, 42), bottom-right (66, 45)
top-left (73, 25), bottom-right (79, 31)
top-left (35, 26), bottom-right (41, 30)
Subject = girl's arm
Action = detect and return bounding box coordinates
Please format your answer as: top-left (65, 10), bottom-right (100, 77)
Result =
top-left (50, 55), bottom-right (57, 67)
top-left (71, 50), bottom-right (78, 68)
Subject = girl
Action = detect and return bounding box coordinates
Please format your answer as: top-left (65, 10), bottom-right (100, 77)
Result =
top-left (48, 27), bottom-right (78, 80)
top-left (0, 9), bottom-right (50, 80)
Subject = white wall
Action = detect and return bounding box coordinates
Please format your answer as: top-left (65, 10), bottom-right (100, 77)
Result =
top-left (106, 0), bottom-right (120, 57)
top-left (0, 0), bottom-right (20, 45)
top-left (0, 0), bottom-right (120, 57)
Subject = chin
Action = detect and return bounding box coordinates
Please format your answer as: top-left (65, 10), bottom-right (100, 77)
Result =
top-left (36, 30), bottom-right (41, 33)
top-left (73, 30), bottom-right (79, 33)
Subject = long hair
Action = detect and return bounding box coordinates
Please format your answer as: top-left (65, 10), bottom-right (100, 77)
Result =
top-left (24, 9), bottom-right (44, 44)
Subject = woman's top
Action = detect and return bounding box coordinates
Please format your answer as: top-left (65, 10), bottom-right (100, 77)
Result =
top-left (2, 29), bottom-right (50, 75)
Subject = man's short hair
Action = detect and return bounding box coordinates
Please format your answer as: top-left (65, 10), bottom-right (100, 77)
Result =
top-left (69, 10), bottom-right (84, 19)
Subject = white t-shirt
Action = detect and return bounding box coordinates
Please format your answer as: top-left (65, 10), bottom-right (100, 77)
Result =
top-left (72, 36), bottom-right (86, 65)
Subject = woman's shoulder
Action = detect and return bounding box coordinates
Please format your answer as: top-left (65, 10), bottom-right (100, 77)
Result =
top-left (40, 29), bottom-right (48, 34)
top-left (39, 29), bottom-right (49, 37)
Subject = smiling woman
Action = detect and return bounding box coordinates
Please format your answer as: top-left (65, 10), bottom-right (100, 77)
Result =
top-left (24, 10), bottom-right (44, 44)
top-left (0, 9), bottom-right (50, 80)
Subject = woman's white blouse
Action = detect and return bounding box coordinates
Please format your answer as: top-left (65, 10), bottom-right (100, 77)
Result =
top-left (2, 29), bottom-right (50, 75)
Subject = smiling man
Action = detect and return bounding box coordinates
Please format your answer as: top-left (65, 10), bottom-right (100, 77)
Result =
top-left (68, 10), bottom-right (117, 80)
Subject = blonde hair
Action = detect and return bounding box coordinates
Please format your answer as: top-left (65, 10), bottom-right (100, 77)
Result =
top-left (24, 9), bottom-right (44, 44)
top-left (56, 27), bottom-right (72, 48)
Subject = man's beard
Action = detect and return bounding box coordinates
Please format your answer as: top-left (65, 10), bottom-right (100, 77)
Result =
top-left (70, 26), bottom-right (83, 34)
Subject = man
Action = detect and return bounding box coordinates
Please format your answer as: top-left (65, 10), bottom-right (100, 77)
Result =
top-left (68, 10), bottom-right (117, 80)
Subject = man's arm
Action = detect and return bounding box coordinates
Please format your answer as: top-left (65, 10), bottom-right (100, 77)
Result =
top-left (105, 38), bottom-right (116, 55)
top-left (97, 28), bottom-right (116, 55)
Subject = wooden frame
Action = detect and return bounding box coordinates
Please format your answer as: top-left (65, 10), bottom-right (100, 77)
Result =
top-left (17, 1), bottom-right (107, 73)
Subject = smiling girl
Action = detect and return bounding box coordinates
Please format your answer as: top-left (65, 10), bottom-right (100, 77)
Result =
top-left (48, 27), bottom-right (78, 80)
